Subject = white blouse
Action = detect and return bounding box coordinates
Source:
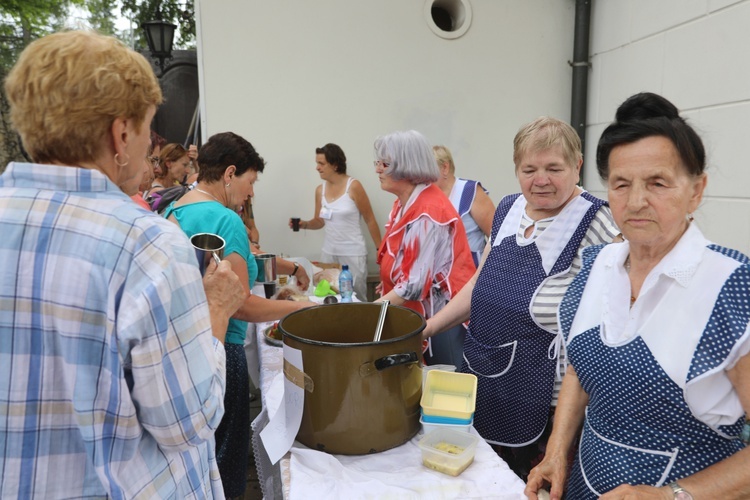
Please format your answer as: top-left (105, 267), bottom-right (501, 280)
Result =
top-left (567, 223), bottom-right (750, 428)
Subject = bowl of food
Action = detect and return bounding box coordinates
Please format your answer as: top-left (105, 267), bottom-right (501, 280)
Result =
top-left (418, 428), bottom-right (478, 477)
top-left (263, 321), bottom-right (283, 347)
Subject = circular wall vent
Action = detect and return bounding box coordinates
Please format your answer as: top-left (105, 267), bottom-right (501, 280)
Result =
top-left (424, 0), bottom-right (473, 40)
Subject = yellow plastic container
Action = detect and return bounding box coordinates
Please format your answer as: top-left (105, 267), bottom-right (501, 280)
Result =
top-left (420, 370), bottom-right (477, 421)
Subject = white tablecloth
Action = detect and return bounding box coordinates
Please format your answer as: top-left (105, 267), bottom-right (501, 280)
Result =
top-left (250, 321), bottom-right (526, 500)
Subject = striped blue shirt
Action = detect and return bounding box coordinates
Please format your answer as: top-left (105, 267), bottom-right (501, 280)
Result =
top-left (0, 163), bottom-right (227, 499)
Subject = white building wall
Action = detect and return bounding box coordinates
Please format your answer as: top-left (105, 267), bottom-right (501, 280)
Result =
top-left (195, 0), bottom-right (576, 270)
top-left (196, 0), bottom-right (750, 264)
top-left (585, 0), bottom-right (750, 254)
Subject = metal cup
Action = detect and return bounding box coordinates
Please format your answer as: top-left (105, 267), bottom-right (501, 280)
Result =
top-left (291, 218), bottom-right (301, 232)
top-left (263, 282), bottom-right (277, 299)
top-left (255, 253), bottom-right (277, 283)
top-left (190, 233), bottom-right (225, 275)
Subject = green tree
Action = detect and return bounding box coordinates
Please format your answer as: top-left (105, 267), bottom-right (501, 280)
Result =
top-left (121, 0), bottom-right (195, 49)
top-left (0, 0), bottom-right (196, 170)
top-left (85, 0), bottom-right (118, 36)
top-left (0, 0), bottom-right (84, 167)
top-left (0, 0), bottom-right (84, 77)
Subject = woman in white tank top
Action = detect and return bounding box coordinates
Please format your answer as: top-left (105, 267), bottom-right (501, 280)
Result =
top-left (291, 143), bottom-right (381, 301)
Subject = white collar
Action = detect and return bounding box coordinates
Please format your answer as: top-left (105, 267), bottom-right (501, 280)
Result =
top-left (493, 193), bottom-right (593, 274)
top-left (603, 222), bottom-right (709, 289)
top-left (597, 223), bottom-right (710, 345)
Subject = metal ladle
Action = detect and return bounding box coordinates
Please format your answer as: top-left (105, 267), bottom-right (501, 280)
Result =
top-left (373, 300), bottom-right (389, 342)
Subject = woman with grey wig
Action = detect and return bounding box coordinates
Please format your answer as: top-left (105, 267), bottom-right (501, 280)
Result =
top-left (374, 130), bottom-right (476, 366)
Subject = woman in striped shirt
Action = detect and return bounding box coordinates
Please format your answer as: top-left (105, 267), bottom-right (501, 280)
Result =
top-left (423, 117), bottom-right (619, 481)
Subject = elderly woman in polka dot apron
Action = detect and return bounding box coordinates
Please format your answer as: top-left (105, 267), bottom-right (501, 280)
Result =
top-left (526, 93), bottom-right (750, 500)
top-left (423, 117), bottom-right (619, 481)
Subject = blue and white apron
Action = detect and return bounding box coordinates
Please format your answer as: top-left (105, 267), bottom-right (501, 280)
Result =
top-left (460, 192), bottom-right (605, 446)
top-left (450, 178), bottom-right (488, 267)
top-left (560, 245), bottom-right (747, 498)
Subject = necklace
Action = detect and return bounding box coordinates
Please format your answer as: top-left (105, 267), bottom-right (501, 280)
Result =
top-left (195, 187), bottom-right (221, 204)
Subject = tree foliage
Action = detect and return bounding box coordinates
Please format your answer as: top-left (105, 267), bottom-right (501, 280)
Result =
top-left (0, 0), bottom-right (196, 169)
top-left (85, 0), bottom-right (118, 36)
top-left (0, 0), bottom-right (196, 72)
top-left (121, 0), bottom-right (195, 49)
top-left (0, 0), bottom-right (85, 166)
top-left (0, 0), bottom-right (84, 71)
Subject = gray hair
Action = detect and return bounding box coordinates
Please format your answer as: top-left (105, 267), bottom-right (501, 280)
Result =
top-left (374, 130), bottom-right (439, 184)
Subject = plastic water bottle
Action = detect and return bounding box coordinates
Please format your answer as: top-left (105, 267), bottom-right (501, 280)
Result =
top-left (339, 264), bottom-right (353, 303)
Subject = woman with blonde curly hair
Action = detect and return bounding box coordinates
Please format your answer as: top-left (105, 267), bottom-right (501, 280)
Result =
top-left (0, 30), bottom-right (244, 498)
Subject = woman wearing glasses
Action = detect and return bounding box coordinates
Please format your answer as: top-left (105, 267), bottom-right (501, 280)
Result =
top-left (132, 131), bottom-right (166, 208)
top-left (374, 130), bottom-right (476, 367)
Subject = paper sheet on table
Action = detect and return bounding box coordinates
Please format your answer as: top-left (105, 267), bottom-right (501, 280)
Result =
top-left (260, 344), bottom-right (305, 464)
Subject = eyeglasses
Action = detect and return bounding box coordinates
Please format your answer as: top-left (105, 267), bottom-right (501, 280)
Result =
top-left (148, 156), bottom-right (160, 165)
top-left (373, 160), bottom-right (390, 168)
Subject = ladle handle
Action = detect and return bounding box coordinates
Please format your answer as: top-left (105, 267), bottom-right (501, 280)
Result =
top-left (373, 300), bottom-right (389, 342)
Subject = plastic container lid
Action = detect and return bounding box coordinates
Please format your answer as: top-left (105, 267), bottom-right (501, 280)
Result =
top-left (420, 415), bottom-right (472, 436)
top-left (420, 410), bottom-right (474, 426)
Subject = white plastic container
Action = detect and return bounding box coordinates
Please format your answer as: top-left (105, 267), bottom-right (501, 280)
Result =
top-left (418, 428), bottom-right (479, 477)
top-left (420, 414), bottom-right (471, 435)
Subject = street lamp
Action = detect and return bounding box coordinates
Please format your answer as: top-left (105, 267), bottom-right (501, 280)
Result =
top-left (142, 3), bottom-right (176, 77)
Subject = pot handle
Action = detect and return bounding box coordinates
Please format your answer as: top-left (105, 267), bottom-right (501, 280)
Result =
top-left (375, 352), bottom-right (419, 370)
top-left (359, 352), bottom-right (419, 377)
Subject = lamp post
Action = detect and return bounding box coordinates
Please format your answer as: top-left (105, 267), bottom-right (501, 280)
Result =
top-left (142, 3), bottom-right (177, 77)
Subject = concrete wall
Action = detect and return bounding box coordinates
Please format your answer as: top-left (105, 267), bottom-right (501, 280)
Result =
top-left (195, 0), bottom-right (577, 270)
top-left (584, 0), bottom-right (750, 254)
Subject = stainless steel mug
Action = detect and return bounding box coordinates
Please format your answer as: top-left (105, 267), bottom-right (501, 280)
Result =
top-left (255, 253), bottom-right (277, 283)
top-left (190, 233), bottom-right (225, 275)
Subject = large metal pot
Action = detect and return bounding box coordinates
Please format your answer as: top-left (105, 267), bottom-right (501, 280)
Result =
top-left (280, 303), bottom-right (424, 455)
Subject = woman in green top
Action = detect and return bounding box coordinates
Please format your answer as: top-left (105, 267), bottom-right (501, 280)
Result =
top-left (165, 131), bottom-right (311, 498)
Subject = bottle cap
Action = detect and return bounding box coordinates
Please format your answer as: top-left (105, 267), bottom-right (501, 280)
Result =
top-left (342, 264), bottom-right (349, 270)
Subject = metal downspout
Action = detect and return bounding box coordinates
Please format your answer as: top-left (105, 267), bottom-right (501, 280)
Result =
top-left (570, 0), bottom-right (592, 181)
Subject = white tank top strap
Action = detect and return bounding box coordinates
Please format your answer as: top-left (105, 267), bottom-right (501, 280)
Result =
top-left (344, 176), bottom-right (354, 193)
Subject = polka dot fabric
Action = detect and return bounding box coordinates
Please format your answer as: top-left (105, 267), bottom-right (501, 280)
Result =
top-left (460, 193), bottom-right (606, 446)
top-left (688, 245), bottom-right (750, 382)
top-left (215, 343), bottom-right (250, 498)
top-left (560, 245), bottom-right (747, 498)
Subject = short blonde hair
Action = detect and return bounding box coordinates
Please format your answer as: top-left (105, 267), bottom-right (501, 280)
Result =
top-left (513, 117), bottom-right (582, 169)
top-left (5, 30), bottom-right (162, 165)
top-left (433, 145), bottom-right (455, 174)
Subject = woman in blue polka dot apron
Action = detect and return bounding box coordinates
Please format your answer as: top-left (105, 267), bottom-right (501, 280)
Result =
top-left (433, 145), bottom-right (496, 267)
top-left (526, 93), bottom-right (750, 500)
top-left (423, 117), bottom-right (619, 481)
